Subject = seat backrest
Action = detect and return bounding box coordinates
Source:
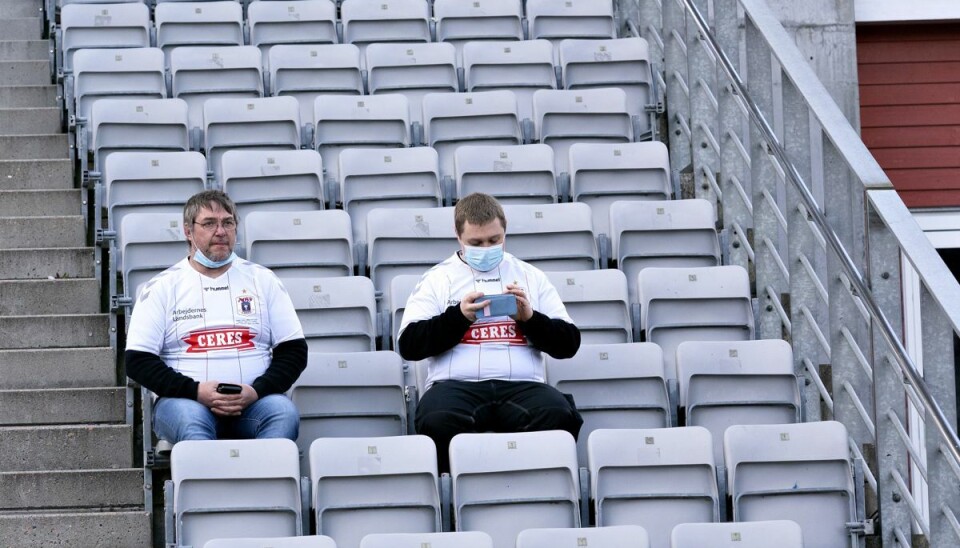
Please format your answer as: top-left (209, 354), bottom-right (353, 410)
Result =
top-left (243, 209), bottom-right (352, 279)
top-left (155, 1), bottom-right (244, 59)
top-left (724, 421), bottom-right (856, 548)
top-left (310, 435), bottom-right (441, 548)
top-left (670, 520), bottom-right (804, 548)
top-left (559, 37), bottom-right (653, 122)
top-left (433, 0), bottom-right (523, 53)
top-left (120, 212), bottom-right (189, 303)
top-left (525, 0), bottom-right (616, 43)
top-left (502, 202), bottom-right (597, 271)
top-left (389, 274), bottom-right (423, 350)
top-left (455, 143), bottom-right (556, 204)
top-left (365, 42), bottom-right (459, 123)
top-left (204, 536), bottom-right (337, 548)
top-left (171, 439), bottom-right (302, 548)
top-left (169, 45), bottom-right (264, 129)
top-left (516, 525), bottom-right (650, 548)
top-left (676, 339), bottom-right (801, 462)
top-left (73, 47), bottom-right (166, 125)
top-left (450, 431), bottom-right (581, 548)
top-left (248, 0), bottom-right (338, 65)
top-left (423, 90), bottom-right (523, 178)
top-left (569, 141), bottom-right (672, 236)
top-left (462, 39), bottom-right (556, 122)
top-left (90, 97), bottom-right (188, 173)
top-left (340, 0), bottom-right (431, 48)
top-left (546, 342), bottom-right (669, 462)
top-left (282, 275), bottom-right (377, 352)
top-left (360, 531), bottom-right (494, 548)
top-left (269, 43), bottom-right (364, 123)
top-left (587, 427), bottom-right (719, 548)
top-left (60, 3), bottom-right (151, 73)
top-left (545, 269), bottom-right (631, 344)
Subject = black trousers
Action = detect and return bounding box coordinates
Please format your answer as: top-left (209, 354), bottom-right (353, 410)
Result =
top-left (415, 379), bottom-right (583, 473)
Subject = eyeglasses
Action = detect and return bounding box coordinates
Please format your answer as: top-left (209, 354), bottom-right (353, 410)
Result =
top-left (193, 219), bottom-right (237, 232)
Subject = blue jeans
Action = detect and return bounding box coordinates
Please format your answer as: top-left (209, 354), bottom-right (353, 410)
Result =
top-left (154, 394), bottom-right (300, 442)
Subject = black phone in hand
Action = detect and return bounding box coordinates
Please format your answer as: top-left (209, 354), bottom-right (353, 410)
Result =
top-left (216, 383), bottom-right (242, 395)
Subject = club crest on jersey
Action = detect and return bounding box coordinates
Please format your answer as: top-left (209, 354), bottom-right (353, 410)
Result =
top-left (236, 295), bottom-right (256, 316)
top-left (182, 327), bottom-right (255, 353)
top-left (461, 320), bottom-right (527, 346)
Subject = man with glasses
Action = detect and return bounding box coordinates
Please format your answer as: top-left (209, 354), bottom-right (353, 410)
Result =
top-left (125, 190), bottom-right (308, 442)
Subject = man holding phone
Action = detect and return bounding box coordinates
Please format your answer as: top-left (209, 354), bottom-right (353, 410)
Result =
top-left (398, 192), bottom-right (582, 472)
top-left (125, 190), bottom-right (308, 442)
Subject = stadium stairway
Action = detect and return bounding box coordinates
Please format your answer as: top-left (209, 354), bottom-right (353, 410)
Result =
top-left (0, 0), bottom-right (151, 544)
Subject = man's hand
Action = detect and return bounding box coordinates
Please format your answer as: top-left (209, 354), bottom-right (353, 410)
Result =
top-left (197, 381), bottom-right (259, 417)
top-left (459, 291), bottom-right (490, 322)
top-left (505, 283), bottom-right (534, 322)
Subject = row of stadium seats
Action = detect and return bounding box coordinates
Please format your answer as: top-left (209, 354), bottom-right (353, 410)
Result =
top-left (165, 423), bottom-right (864, 548)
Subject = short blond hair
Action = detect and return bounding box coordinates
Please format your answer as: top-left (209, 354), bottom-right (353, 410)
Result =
top-left (454, 193), bottom-right (506, 235)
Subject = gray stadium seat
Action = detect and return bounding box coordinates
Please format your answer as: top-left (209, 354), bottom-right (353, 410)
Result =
top-left (155, 1), bottom-right (244, 61)
top-left (59, 2), bottom-right (150, 74)
top-left (88, 98), bottom-right (189, 178)
top-left (365, 42), bottom-right (459, 124)
top-left (501, 202), bottom-right (598, 271)
top-left (670, 520), bottom-right (804, 548)
top-left (268, 43), bottom-right (364, 124)
top-left (243, 210), bottom-right (352, 279)
top-left (71, 47), bottom-right (165, 135)
top-left (360, 531), bottom-right (494, 548)
top-left (462, 39), bottom-right (556, 124)
top-left (283, 275), bottom-right (377, 352)
top-left (248, 0), bottom-right (338, 66)
top-left (545, 269), bottom-right (632, 344)
top-left (119, 212), bottom-right (189, 306)
top-left (388, 274), bottom-right (421, 350)
top-left (516, 525), bottom-right (650, 548)
top-left (204, 536), bottom-right (337, 548)
top-left (433, 0), bottom-right (523, 54)
top-left (340, 0), bottom-right (431, 50)
top-left (525, 0), bottom-right (616, 44)
top-left (169, 45), bottom-right (264, 130)
top-left (454, 143), bottom-right (557, 204)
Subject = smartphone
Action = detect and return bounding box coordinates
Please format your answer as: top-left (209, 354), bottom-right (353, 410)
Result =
top-left (216, 383), bottom-right (242, 395)
top-left (476, 293), bottom-right (518, 319)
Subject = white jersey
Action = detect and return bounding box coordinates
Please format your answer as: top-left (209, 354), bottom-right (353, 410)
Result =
top-left (126, 257), bottom-right (304, 386)
top-left (398, 252), bottom-right (572, 388)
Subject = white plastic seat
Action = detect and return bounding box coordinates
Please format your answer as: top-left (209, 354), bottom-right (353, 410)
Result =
top-left (677, 339), bottom-right (801, 463)
top-left (361, 531), bottom-right (494, 548)
top-left (433, 0), bottom-right (523, 55)
top-left (88, 98), bottom-right (189, 177)
top-left (71, 47), bottom-right (165, 130)
top-left (283, 275), bottom-right (377, 352)
top-left (588, 427), bottom-right (720, 548)
top-left (637, 265), bottom-right (755, 381)
top-left (545, 270), bottom-right (631, 344)
top-left (501, 202), bottom-right (598, 271)
top-left (339, 147), bottom-right (442, 245)
top-left (670, 520), bottom-right (804, 548)
top-left (569, 142), bottom-right (672, 237)
top-left (203, 96), bottom-right (301, 183)
top-left (269, 44), bottom-right (364, 123)
top-left (291, 351), bottom-right (407, 466)
top-left (516, 526), bottom-right (650, 548)
top-left (725, 421), bottom-right (859, 548)
top-left (155, 2), bottom-right (244, 61)
top-left (365, 42), bottom-right (459, 124)
top-left (60, 3), bottom-right (150, 74)
top-left (310, 435), bottom-right (442, 548)
top-left (525, 0), bottom-right (616, 44)
top-left (120, 212), bottom-right (189, 304)
top-left (248, 0), bottom-right (338, 66)
top-left (455, 144), bottom-right (556, 204)
top-left (243, 210), bottom-right (351, 279)
top-left (450, 431), bottom-right (581, 548)
top-left (546, 342), bottom-right (669, 462)
top-left (170, 439), bottom-right (303, 548)
top-left (462, 40), bottom-right (556, 123)
top-left (204, 537), bottom-right (336, 548)
top-left (611, 199), bottom-right (721, 303)
top-left (169, 45), bottom-right (264, 130)
top-left (340, 0), bottom-right (431, 50)
top-left (389, 274), bottom-right (422, 350)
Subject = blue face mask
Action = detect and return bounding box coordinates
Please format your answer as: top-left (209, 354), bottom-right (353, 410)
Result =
top-left (193, 248), bottom-right (237, 269)
top-left (463, 244), bottom-right (504, 272)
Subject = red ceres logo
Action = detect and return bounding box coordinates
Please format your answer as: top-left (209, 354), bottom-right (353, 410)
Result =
top-left (182, 327), bottom-right (255, 353)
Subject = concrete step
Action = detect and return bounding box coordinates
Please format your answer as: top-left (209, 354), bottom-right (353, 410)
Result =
top-left (0, 159), bottom-right (73, 189)
top-left (0, 107), bottom-right (59, 135)
top-left (0, 216), bottom-right (85, 248)
top-left (0, 85), bottom-right (58, 108)
top-left (0, 347), bottom-right (115, 390)
top-left (0, 510), bottom-right (151, 547)
top-left (0, 3), bottom-right (42, 18)
top-left (0, 135), bottom-right (69, 160)
top-left (0, 314), bottom-right (109, 349)
top-left (0, 247), bottom-right (94, 280)
top-left (0, 387), bottom-right (125, 426)
top-left (0, 60), bottom-right (48, 85)
top-left (0, 279), bottom-right (100, 316)
top-left (0, 469), bottom-right (143, 512)
top-left (0, 41), bottom-right (48, 61)
top-left (0, 19), bottom-right (42, 42)
top-left (0, 189), bottom-right (80, 217)
top-left (0, 424), bottom-right (132, 471)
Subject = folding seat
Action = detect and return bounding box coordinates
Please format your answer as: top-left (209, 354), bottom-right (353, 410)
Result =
top-left (248, 0), bottom-right (338, 66)
top-left (637, 265), bottom-right (754, 381)
top-left (339, 147), bottom-right (442, 245)
top-left (588, 427), bottom-right (720, 548)
top-left (422, 90), bottom-right (523, 181)
top-left (340, 0), bottom-right (431, 50)
top-left (204, 537), bottom-right (336, 548)
top-left (545, 269), bottom-right (631, 344)
top-left (611, 199), bottom-right (721, 303)
top-left (366, 206), bottom-right (457, 319)
top-left (70, 48), bottom-right (165, 136)
top-left (58, 2), bottom-right (150, 75)
top-left (450, 431), bottom-right (580, 548)
top-left (221, 149), bottom-right (325, 229)
top-left (155, 2), bottom-right (244, 61)
top-left (676, 339), bottom-right (801, 463)
top-left (516, 526), bottom-right (650, 548)
top-left (388, 274), bottom-right (422, 350)
top-left (290, 351), bottom-right (407, 466)
top-left (283, 275), bottom-right (377, 352)
top-left (365, 42), bottom-right (459, 124)
top-left (725, 421), bottom-right (863, 548)
top-left (202, 96), bottom-right (302, 183)
top-left (119, 212), bottom-right (189, 306)
top-left (569, 141), bottom-right (672, 237)
top-left (361, 531), bottom-right (494, 548)
top-left (269, 44), bottom-right (364, 123)
top-left (167, 439), bottom-right (304, 548)
top-left (545, 342), bottom-right (669, 462)
top-left (314, 94), bottom-right (410, 186)
top-left (310, 435), bottom-right (442, 548)
top-left (455, 144), bottom-right (557, 204)
top-left (433, 0), bottom-right (523, 54)
top-left (243, 210), bottom-right (352, 279)
top-left (88, 98), bottom-right (190, 178)
top-left (525, 0), bottom-right (616, 44)
top-left (462, 40), bottom-right (556, 124)
top-left (533, 88), bottom-right (633, 176)
top-left (169, 45), bottom-right (264, 131)
top-left (670, 520), bottom-right (803, 548)
top-left (501, 202), bottom-right (597, 271)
